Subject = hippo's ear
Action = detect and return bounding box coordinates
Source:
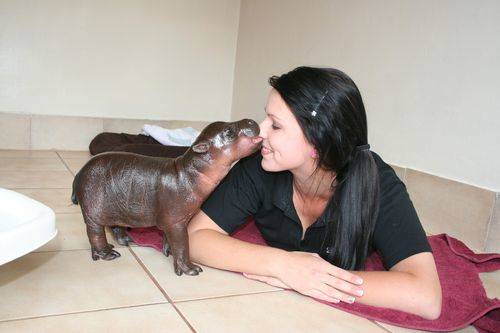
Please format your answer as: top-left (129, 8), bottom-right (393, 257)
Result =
top-left (192, 141), bottom-right (210, 153)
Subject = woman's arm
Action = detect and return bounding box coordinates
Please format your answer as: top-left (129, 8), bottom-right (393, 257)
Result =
top-left (187, 210), bottom-right (288, 276)
top-left (253, 250), bottom-right (442, 320)
top-left (187, 210), bottom-right (364, 303)
top-left (347, 252), bottom-right (442, 320)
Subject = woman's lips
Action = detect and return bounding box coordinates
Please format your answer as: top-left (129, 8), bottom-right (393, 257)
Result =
top-left (261, 146), bottom-right (273, 155)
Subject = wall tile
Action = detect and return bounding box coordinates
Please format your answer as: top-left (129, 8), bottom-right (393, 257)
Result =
top-left (103, 118), bottom-right (210, 134)
top-left (0, 112), bottom-right (30, 150)
top-left (31, 115), bottom-right (103, 150)
top-left (166, 120), bottom-right (210, 131)
top-left (485, 192), bottom-right (500, 253)
top-left (406, 169), bottom-right (496, 252)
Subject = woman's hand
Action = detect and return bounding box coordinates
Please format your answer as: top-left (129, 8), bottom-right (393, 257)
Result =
top-left (244, 251), bottom-right (364, 304)
top-left (242, 272), bottom-right (290, 289)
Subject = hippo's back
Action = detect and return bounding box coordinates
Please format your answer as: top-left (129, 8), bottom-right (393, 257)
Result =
top-left (75, 152), bottom-right (170, 226)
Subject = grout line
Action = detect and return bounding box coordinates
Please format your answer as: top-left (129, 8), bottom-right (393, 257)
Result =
top-left (482, 193), bottom-right (497, 252)
top-left (172, 288), bottom-right (285, 304)
top-left (127, 247), bottom-right (197, 333)
top-left (0, 302), bottom-right (170, 324)
top-left (371, 321), bottom-right (392, 332)
top-left (55, 151), bottom-right (76, 177)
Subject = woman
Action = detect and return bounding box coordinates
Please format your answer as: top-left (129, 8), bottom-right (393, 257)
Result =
top-left (187, 66), bottom-right (442, 320)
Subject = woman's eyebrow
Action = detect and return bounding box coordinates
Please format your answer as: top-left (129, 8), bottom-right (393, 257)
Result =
top-left (264, 107), bottom-right (281, 120)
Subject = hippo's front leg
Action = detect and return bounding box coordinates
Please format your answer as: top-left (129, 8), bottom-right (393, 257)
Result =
top-left (160, 221), bottom-right (203, 276)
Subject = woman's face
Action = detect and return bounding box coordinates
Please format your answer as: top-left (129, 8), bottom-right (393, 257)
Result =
top-left (259, 88), bottom-right (315, 172)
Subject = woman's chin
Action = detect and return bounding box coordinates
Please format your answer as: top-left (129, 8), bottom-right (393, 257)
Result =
top-left (261, 158), bottom-right (281, 172)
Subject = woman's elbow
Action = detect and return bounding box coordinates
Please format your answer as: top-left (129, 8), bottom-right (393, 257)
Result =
top-left (420, 286), bottom-right (442, 320)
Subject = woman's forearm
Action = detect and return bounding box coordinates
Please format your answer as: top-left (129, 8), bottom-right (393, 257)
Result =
top-left (188, 229), bottom-right (287, 276)
top-left (347, 270), bottom-right (442, 320)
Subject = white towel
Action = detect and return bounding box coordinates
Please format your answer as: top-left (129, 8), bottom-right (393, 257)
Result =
top-left (141, 124), bottom-right (200, 146)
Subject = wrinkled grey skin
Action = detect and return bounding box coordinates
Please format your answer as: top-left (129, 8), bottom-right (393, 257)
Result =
top-left (71, 119), bottom-right (262, 276)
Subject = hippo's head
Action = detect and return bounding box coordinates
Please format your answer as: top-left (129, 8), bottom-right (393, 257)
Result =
top-left (190, 119), bottom-right (262, 162)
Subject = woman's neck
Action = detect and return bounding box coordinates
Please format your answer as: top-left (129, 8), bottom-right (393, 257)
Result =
top-left (291, 164), bottom-right (337, 202)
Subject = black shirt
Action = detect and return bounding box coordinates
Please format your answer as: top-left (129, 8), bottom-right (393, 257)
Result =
top-left (201, 151), bottom-right (432, 270)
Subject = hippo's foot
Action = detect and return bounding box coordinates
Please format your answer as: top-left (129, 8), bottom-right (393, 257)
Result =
top-left (162, 242), bottom-right (171, 257)
top-left (111, 227), bottom-right (134, 246)
top-left (174, 259), bottom-right (203, 276)
top-left (115, 233), bottom-right (134, 246)
top-left (91, 244), bottom-right (121, 261)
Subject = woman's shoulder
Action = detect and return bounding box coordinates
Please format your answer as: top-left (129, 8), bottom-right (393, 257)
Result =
top-left (370, 151), bottom-right (407, 195)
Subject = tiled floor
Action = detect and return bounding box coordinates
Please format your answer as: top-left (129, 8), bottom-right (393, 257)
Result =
top-left (0, 150), bottom-right (492, 332)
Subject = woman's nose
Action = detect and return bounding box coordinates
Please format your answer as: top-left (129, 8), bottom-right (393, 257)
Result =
top-left (258, 119), bottom-right (268, 138)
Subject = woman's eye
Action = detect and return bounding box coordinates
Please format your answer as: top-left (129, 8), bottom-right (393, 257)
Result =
top-left (271, 124), bottom-right (280, 130)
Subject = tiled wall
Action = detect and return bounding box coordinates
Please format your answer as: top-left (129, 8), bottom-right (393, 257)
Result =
top-left (0, 112), bottom-right (210, 151)
top-left (391, 164), bottom-right (499, 254)
top-left (1, 111), bottom-right (498, 254)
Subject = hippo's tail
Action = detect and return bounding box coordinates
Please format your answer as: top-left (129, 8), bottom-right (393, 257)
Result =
top-left (71, 172), bottom-right (80, 205)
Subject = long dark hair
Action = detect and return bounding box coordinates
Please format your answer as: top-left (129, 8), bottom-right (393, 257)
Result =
top-left (269, 66), bottom-right (380, 270)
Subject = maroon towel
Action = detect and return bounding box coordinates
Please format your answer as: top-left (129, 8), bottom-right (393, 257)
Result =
top-left (127, 219), bottom-right (500, 333)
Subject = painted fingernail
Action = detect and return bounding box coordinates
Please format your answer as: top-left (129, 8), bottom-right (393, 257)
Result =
top-left (356, 289), bottom-right (364, 296)
top-left (356, 278), bottom-right (363, 285)
top-left (332, 299), bottom-right (340, 303)
top-left (347, 297), bottom-right (355, 303)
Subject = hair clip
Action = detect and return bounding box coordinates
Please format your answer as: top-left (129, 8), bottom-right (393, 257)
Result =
top-left (311, 90), bottom-right (329, 117)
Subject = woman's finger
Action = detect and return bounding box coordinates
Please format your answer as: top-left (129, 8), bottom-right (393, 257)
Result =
top-left (308, 289), bottom-right (340, 304)
top-left (315, 278), bottom-right (357, 304)
top-left (325, 264), bottom-right (364, 286)
top-left (322, 274), bottom-right (364, 298)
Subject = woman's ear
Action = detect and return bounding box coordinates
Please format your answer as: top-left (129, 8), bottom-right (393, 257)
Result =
top-left (192, 141), bottom-right (210, 153)
top-left (310, 148), bottom-right (319, 159)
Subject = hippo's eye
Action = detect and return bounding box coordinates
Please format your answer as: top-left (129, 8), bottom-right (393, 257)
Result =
top-left (224, 128), bottom-right (237, 139)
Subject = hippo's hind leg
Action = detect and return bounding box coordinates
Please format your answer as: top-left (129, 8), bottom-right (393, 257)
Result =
top-left (83, 214), bottom-right (121, 261)
top-left (111, 226), bottom-right (134, 246)
top-left (160, 221), bottom-right (203, 276)
top-left (162, 233), bottom-right (171, 257)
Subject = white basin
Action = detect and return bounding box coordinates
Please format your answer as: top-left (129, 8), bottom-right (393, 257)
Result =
top-left (0, 188), bottom-right (57, 265)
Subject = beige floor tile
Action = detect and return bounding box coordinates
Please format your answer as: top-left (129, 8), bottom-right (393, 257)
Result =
top-left (176, 290), bottom-right (386, 332)
top-left (0, 170), bottom-right (74, 188)
top-left (14, 188), bottom-right (80, 213)
top-left (57, 150), bottom-right (92, 159)
top-left (62, 157), bottom-right (91, 175)
top-left (0, 303), bottom-right (191, 332)
top-left (130, 246), bottom-right (281, 302)
top-left (406, 169), bottom-right (495, 252)
top-left (479, 270), bottom-right (500, 300)
top-left (0, 158), bottom-right (67, 171)
top-left (0, 250), bottom-right (165, 321)
top-left (376, 322), bottom-right (477, 333)
top-left (0, 150), bottom-right (58, 158)
top-left (35, 213), bottom-right (124, 252)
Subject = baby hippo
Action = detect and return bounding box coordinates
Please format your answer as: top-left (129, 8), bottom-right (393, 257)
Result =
top-left (71, 119), bottom-right (262, 276)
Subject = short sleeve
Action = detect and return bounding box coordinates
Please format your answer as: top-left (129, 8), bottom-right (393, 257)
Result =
top-left (200, 153), bottom-right (264, 234)
top-left (372, 180), bottom-right (432, 270)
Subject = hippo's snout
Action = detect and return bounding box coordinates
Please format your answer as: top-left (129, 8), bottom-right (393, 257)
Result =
top-left (238, 119), bottom-right (260, 137)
